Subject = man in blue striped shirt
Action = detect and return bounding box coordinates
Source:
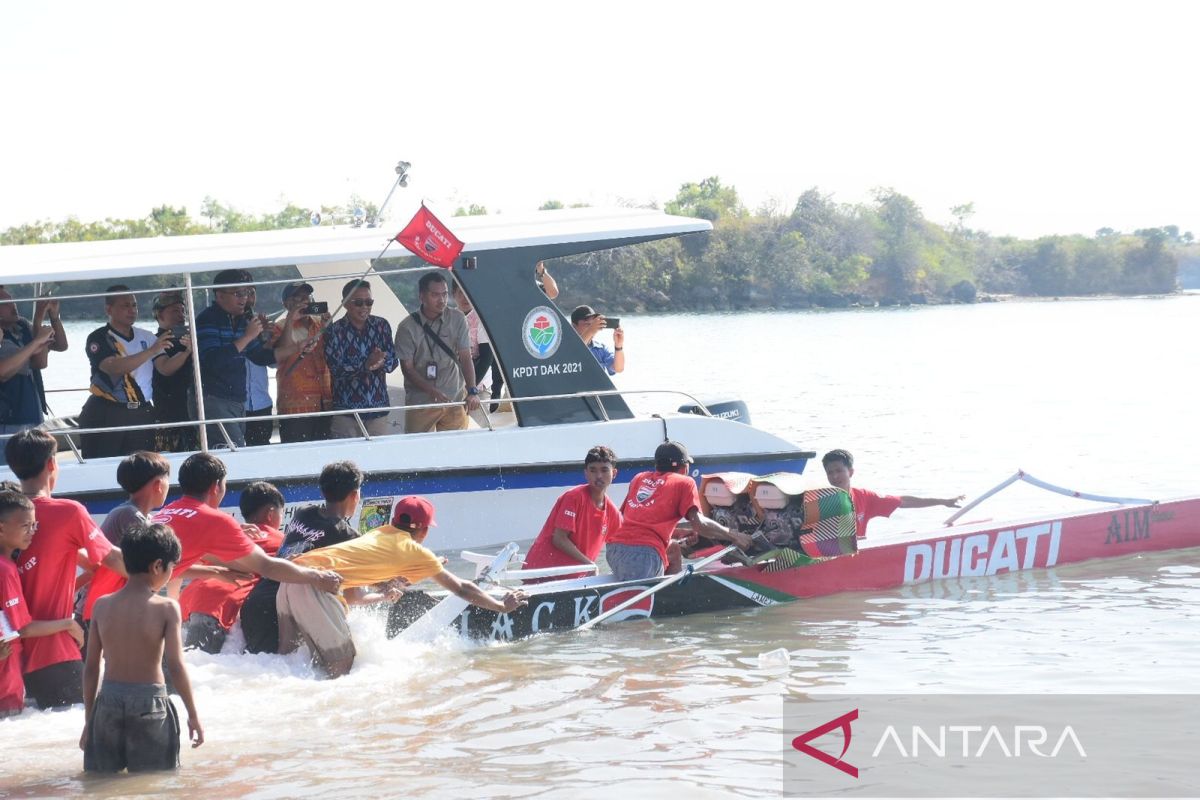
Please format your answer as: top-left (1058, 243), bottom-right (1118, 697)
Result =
top-left (194, 270), bottom-right (275, 447)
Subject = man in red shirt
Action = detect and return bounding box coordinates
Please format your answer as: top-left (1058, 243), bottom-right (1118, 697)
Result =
top-left (6, 429), bottom-right (127, 709)
top-left (522, 446), bottom-right (622, 582)
top-left (605, 441), bottom-right (751, 582)
top-left (821, 449), bottom-right (964, 538)
top-left (152, 453), bottom-right (341, 601)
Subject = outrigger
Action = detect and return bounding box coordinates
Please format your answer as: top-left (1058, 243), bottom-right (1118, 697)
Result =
top-left (386, 470), bottom-right (1200, 641)
top-left (0, 206), bottom-right (813, 550)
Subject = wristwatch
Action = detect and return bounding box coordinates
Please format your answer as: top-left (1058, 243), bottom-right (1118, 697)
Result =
top-left (467, 387), bottom-right (479, 396)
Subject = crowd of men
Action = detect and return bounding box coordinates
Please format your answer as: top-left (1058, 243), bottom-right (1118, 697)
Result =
top-left (0, 261), bottom-right (631, 462)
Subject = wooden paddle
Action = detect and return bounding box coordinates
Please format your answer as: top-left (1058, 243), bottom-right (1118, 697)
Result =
top-left (396, 542), bottom-right (519, 642)
top-left (576, 545), bottom-right (738, 632)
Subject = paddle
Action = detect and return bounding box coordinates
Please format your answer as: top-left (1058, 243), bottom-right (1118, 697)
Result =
top-left (576, 545), bottom-right (738, 632)
top-left (396, 542), bottom-right (519, 643)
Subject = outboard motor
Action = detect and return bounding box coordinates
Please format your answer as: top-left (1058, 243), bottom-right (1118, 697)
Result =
top-left (678, 395), bottom-right (751, 425)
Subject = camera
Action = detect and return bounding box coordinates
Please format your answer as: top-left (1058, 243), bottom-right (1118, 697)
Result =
top-left (604, 317), bottom-right (621, 329)
top-left (305, 301), bottom-right (329, 315)
top-left (169, 325), bottom-right (189, 340)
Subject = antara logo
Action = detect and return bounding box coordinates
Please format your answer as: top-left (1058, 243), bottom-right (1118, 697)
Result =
top-left (792, 709), bottom-right (859, 778)
top-left (904, 521), bottom-right (1062, 583)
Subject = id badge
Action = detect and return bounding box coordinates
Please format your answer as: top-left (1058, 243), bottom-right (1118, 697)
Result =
top-left (426, 361), bottom-right (438, 380)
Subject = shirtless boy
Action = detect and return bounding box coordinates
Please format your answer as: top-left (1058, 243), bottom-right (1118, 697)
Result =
top-left (81, 523), bottom-right (203, 772)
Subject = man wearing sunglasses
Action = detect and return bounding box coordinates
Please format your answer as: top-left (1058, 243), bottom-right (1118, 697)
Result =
top-left (323, 279), bottom-right (399, 438)
top-left (194, 269), bottom-right (276, 448)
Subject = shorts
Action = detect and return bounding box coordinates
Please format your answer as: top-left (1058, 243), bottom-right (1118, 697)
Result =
top-left (83, 681), bottom-right (180, 772)
top-left (605, 543), bottom-right (666, 582)
top-left (24, 659), bottom-right (84, 710)
top-left (276, 583), bottom-right (356, 677)
top-left (183, 613), bottom-right (226, 654)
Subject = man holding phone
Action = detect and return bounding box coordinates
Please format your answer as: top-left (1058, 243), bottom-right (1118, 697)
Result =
top-left (570, 305), bottom-right (625, 375)
top-left (273, 282), bottom-right (332, 443)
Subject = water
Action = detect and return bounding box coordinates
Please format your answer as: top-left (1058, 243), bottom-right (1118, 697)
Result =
top-left (3, 295), bottom-right (1199, 797)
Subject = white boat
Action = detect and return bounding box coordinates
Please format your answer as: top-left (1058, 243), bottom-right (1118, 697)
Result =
top-left (0, 207), bottom-right (814, 550)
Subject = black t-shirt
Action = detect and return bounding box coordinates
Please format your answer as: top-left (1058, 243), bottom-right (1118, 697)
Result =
top-left (152, 327), bottom-right (192, 421)
top-left (240, 504), bottom-right (359, 653)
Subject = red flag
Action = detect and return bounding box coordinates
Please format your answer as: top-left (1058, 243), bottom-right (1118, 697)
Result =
top-left (394, 204), bottom-right (465, 268)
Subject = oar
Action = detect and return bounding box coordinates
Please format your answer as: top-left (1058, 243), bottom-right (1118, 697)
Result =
top-left (396, 542), bottom-right (519, 643)
top-left (577, 545), bottom-right (737, 632)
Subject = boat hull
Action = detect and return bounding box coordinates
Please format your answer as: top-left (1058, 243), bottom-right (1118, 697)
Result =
top-left (387, 496), bottom-right (1200, 641)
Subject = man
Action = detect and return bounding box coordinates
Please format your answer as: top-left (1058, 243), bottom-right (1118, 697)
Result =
top-left (240, 461), bottom-right (363, 655)
top-left (571, 305), bottom-right (625, 375)
top-left (323, 279), bottom-right (398, 438)
top-left (242, 286), bottom-right (277, 447)
top-left (0, 288), bottom-right (57, 451)
top-left (77, 286), bottom-right (172, 459)
top-left (150, 292), bottom-right (195, 452)
top-left (605, 441), bottom-right (751, 582)
top-left (278, 496), bottom-right (527, 678)
top-left (522, 446), bottom-right (621, 582)
top-left (452, 279), bottom-right (493, 426)
top-left (395, 271), bottom-right (479, 433)
top-left (6, 429), bottom-right (128, 709)
top-left (152, 452), bottom-right (341, 600)
top-left (194, 269), bottom-right (275, 447)
top-left (821, 449), bottom-right (965, 538)
top-left (273, 282), bottom-right (332, 443)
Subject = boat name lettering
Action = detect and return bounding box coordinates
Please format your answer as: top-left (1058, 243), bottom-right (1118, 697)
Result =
top-left (490, 613), bottom-right (514, 641)
top-left (573, 596), bottom-right (596, 626)
top-left (510, 361), bottom-right (583, 380)
top-left (903, 521), bottom-right (1063, 583)
top-left (1104, 508), bottom-right (1151, 545)
top-left (531, 601), bottom-right (556, 632)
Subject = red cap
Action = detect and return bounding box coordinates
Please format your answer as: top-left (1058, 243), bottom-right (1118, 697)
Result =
top-left (391, 496), bottom-right (437, 528)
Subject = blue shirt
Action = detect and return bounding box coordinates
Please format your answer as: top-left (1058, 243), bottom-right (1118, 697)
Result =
top-left (323, 315), bottom-right (399, 416)
top-left (196, 305), bottom-right (275, 403)
top-left (0, 319), bottom-right (44, 426)
top-left (245, 360), bottom-right (271, 412)
top-left (588, 341), bottom-right (616, 375)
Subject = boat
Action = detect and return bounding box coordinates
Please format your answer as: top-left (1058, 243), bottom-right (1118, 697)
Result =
top-left (384, 473), bottom-right (1200, 641)
top-left (0, 207), bottom-right (813, 551)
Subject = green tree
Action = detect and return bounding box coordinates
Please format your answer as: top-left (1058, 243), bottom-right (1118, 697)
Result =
top-left (665, 177), bottom-right (745, 222)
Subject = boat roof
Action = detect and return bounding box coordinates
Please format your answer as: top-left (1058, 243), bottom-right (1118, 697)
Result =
top-left (0, 206), bottom-right (711, 285)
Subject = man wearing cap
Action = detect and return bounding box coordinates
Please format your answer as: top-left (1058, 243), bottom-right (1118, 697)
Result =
top-left (150, 292), bottom-right (194, 452)
top-left (277, 496), bottom-right (529, 678)
top-left (571, 305), bottom-right (625, 375)
top-left (605, 441), bottom-right (751, 582)
top-left (194, 269), bottom-right (275, 447)
top-left (77, 286), bottom-right (173, 458)
top-left (395, 271), bottom-right (478, 433)
top-left (273, 282), bottom-right (332, 443)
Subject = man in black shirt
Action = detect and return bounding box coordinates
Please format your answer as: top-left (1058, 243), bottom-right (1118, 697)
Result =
top-left (240, 461), bottom-right (364, 654)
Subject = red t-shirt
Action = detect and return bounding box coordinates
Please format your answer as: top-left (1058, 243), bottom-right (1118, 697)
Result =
top-left (17, 497), bottom-right (110, 674)
top-left (522, 486), bottom-right (621, 581)
top-left (607, 471), bottom-right (701, 566)
top-left (1, 558), bottom-right (33, 713)
top-left (152, 497), bottom-right (257, 574)
top-left (850, 487), bottom-right (903, 538)
top-left (180, 524), bottom-right (284, 631)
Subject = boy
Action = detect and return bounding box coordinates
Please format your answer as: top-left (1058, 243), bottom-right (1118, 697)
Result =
top-left (278, 496), bottom-right (528, 678)
top-left (83, 451), bottom-right (173, 622)
top-left (180, 481), bottom-right (286, 653)
top-left (241, 461), bottom-right (363, 654)
top-left (821, 449), bottom-right (964, 538)
top-left (6, 429), bottom-right (126, 709)
top-left (81, 523), bottom-right (202, 771)
top-left (605, 441), bottom-right (751, 582)
top-left (0, 491), bottom-right (85, 717)
top-left (522, 446), bottom-right (622, 582)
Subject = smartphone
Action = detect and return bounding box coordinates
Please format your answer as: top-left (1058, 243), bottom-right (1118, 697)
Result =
top-left (604, 317), bottom-right (621, 329)
top-left (169, 325), bottom-right (189, 340)
top-left (305, 301), bottom-right (329, 315)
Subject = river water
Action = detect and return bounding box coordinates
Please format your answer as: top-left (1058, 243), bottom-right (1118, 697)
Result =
top-left (3, 295), bottom-right (1198, 797)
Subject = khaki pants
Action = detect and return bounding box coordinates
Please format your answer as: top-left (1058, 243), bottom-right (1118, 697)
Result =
top-left (329, 413), bottom-right (393, 438)
top-left (277, 582), bottom-right (356, 678)
top-left (406, 404), bottom-right (468, 433)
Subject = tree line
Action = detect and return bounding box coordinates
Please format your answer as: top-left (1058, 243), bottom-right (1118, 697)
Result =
top-left (1, 180), bottom-right (1193, 316)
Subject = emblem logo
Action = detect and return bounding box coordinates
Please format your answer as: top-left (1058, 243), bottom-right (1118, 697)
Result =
top-left (792, 709), bottom-right (859, 778)
top-left (521, 306), bottom-right (561, 360)
top-left (598, 587), bottom-right (654, 622)
top-left (635, 484), bottom-right (655, 503)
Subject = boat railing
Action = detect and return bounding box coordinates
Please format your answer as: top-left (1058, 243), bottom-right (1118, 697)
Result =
top-left (6, 387), bottom-right (717, 465)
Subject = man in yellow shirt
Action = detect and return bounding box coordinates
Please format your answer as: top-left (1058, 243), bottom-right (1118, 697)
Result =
top-left (277, 496), bottom-right (528, 678)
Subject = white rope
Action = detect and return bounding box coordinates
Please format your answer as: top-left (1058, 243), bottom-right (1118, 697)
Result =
top-left (944, 469), bottom-right (1154, 526)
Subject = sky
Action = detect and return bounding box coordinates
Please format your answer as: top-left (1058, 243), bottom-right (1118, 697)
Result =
top-left (2, 0), bottom-right (1197, 239)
